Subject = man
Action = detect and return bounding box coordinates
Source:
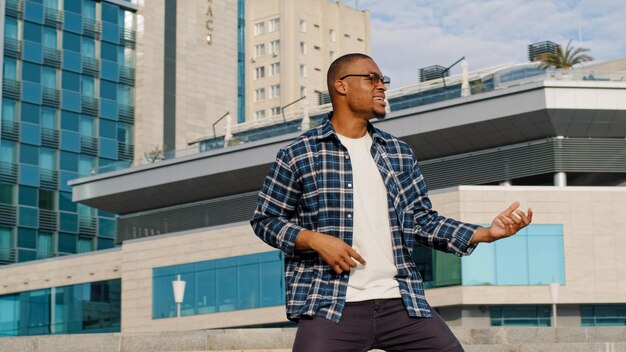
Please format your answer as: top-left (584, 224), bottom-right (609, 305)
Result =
top-left (251, 53), bottom-right (532, 351)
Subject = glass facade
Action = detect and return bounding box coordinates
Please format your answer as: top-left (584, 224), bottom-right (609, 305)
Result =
top-left (581, 304), bottom-right (626, 326)
top-left (0, 279), bottom-right (121, 337)
top-left (0, 0), bottom-right (136, 264)
top-left (413, 224), bottom-right (565, 288)
top-left (152, 251), bottom-right (284, 319)
top-left (490, 305), bottom-right (551, 326)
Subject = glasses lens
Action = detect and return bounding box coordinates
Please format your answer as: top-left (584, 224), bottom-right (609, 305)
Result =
top-left (383, 76), bottom-right (391, 85)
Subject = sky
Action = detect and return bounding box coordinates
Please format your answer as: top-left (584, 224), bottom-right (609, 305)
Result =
top-left (354, 0), bottom-right (626, 88)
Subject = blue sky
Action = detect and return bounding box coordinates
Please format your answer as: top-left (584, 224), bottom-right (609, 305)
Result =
top-left (355, 0), bottom-right (626, 88)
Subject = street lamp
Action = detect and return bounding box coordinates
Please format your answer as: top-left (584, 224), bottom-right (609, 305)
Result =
top-left (549, 281), bottom-right (559, 328)
top-left (172, 274), bottom-right (186, 330)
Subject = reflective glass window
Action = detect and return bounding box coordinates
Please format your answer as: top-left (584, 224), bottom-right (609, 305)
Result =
top-left (23, 22), bottom-right (43, 43)
top-left (18, 186), bottom-right (38, 206)
top-left (581, 304), bottom-right (626, 326)
top-left (21, 123), bottom-right (41, 145)
top-left (20, 144), bottom-right (40, 165)
top-left (60, 110), bottom-right (79, 131)
top-left (59, 171), bottom-right (77, 192)
top-left (24, 1), bottom-right (44, 23)
top-left (18, 206), bottom-right (38, 228)
top-left (0, 227), bottom-right (12, 256)
top-left (39, 148), bottom-right (56, 170)
top-left (39, 190), bottom-right (54, 210)
top-left (58, 232), bottom-right (76, 253)
top-left (61, 91), bottom-right (81, 112)
top-left (0, 141), bottom-right (16, 163)
top-left (37, 232), bottom-right (54, 257)
top-left (100, 61), bottom-right (118, 81)
top-left (60, 151), bottom-right (78, 171)
top-left (117, 123), bottom-right (133, 144)
top-left (62, 71), bottom-right (80, 91)
top-left (23, 42), bottom-right (43, 64)
top-left (63, 0), bottom-right (81, 14)
top-left (58, 192), bottom-right (76, 212)
top-left (101, 22), bottom-right (119, 44)
top-left (59, 212), bottom-right (78, 233)
top-left (82, 37), bottom-right (95, 58)
top-left (99, 119), bottom-right (116, 139)
top-left (117, 84), bottom-right (133, 106)
top-left (17, 228), bottom-right (37, 248)
top-left (102, 2), bottom-right (119, 24)
top-left (83, 0), bottom-right (96, 19)
top-left (23, 63), bottom-right (41, 83)
top-left (41, 108), bottom-right (56, 129)
top-left (98, 218), bottom-right (116, 238)
top-left (99, 99), bottom-right (118, 120)
top-left (100, 80), bottom-right (117, 100)
top-left (2, 99), bottom-right (17, 121)
top-left (21, 103), bottom-right (40, 124)
top-left (22, 82), bottom-right (43, 105)
top-left (60, 130), bottom-right (80, 152)
top-left (80, 115), bottom-right (94, 136)
top-left (98, 138), bottom-right (117, 159)
top-left (97, 238), bottom-right (114, 250)
top-left (43, 27), bottom-right (57, 48)
top-left (62, 51), bottom-right (81, 72)
top-left (41, 67), bottom-right (57, 88)
top-left (78, 155), bottom-right (94, 176)
top-left (3, 58), bottom-right (17, 80)
top-left (62, 32), bottom-right (81, 52)
top-left (100, 42), bottom-right (118, 62)
top-left (4, 17), bottom-right (18, 39)
top-left (490, 306), bottom-right (551, 327)
top-left (19, 165), bottom-right (40, 187)
top-left (0, 184), bottom-right (14, 204)
top-left (81, 76), bottom-right (95, 97)
top-left (44, 0), bottom-right (58, 10)
top-left (77, 237), bottom-right (92, 253)
top-left (63, 12), bottom-right (82, 34)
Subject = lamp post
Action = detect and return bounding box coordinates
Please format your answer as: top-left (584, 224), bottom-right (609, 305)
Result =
top-left (549, 281), bottom-right (559, 328)
top-left (172, 274), bottom-right (186, 330)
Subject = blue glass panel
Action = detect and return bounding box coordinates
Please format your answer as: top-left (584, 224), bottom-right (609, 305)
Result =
top-left (100, 80), bottom-right (117, 101)
top-left (41, 67), bottom-right (56, 89)
top-left (63, 12), bottom-right (83, 34)
top-left (99, 119), bottom-right (116, 139)
top-left (43, 27), bottom-right (57, 49)
top-left (20, 144), bottom-right (40, 165)
top-left (98, 218), bottom-right (116, 238)
top-left (23, 62), bottom-right (41, 83)
top-left (39, 148), bottom-right (55, 170)
top-left (22, 82), bottom-right (43, 105)
top-left (61, 91), bottom-right (81, 112)
top-left (58, 232), bottom-right (77, 253)
top-left (97, 238), bottom-right (114, 250)
top-left (60, 151), bottom-right (78, 171)
top-left (0, 184), bottom-right (14, 204)
top-left (83, 0), bottom-right (96, 19)
top-left (3, 98), bottom-right (18, 121)
top-left (101, 42), bottom-right (118, 63)
top-left (62, 52), bottom-right (82, 72)
top-left (78, 237), bottom-right (92, 253)
top-left (23, 42), bottom-right (43, 64)
top-left (23, 21), bottom-right (43, 43)
top-left (196, 268), bottom-right (217, 314)
top-left (581, 304), bottom-right (626, 327)
top-left (98, 210), bottom-right (116, 218)
top-left (101, 22), bottom-right (119, 44)
top-left (494, 233), bottom-right (528, 285)
top-left (59, 212), bottom-right (78, 233)
top-left (19, 206), bottom-right (39, 228)
top-left (0, 294), bottom-right (19, 337)
top-left (20, 123), bottom-right (41, 146)
top-left (41, 107), bottom-right (56, 128)
top-left (102, 2), bottom-right (119, 24)
top-left (100, 60), bottom-right (119, 81)
top-left (462, 243), bottom-right (496, 285)
top-left (98, 138), bottom-right (118, 159)
top-left (63, 0), bottom-right (81, 13)
top-left (0, 140), bottom-right (16, 163)
top-left (58, 191), bottom-right (76, 212)
top-left (21, 289), bottom-right (49, 334)
top-left (4, 17), bottom-right (18, 39)
top-left (62, 70), bottom-right (80, 91)
top-left (19, 186), bottom-right (38, 206)
top-left (528, 235), bottom-right (565, 285)
top-left (62, 31), bottom-right (81, 52)
top-left (59, 171), bottom-right (78, 192)
top-left (19, 165), bottom-right (40, 186)
top-left (21, 102), bottom-right (40, 123)
top-left (18, 249), bottom-right (37, 262)
top-left (61, 110), bottom-right (79, 131)
top-left (3, 58), bottom-right (17, 81)
top-left (527, 224), bottom-right (563, 236)
top-left (117, 84), bottom-right (133, 106)
top-left (82, 37), bottom-right (95, 58)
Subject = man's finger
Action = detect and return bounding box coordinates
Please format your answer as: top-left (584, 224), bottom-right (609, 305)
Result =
top-left (348, 249), bottom-right (366, 265)
top-left (516, 210), bottom-right (530, 225)
top-left (502, 201), bottom-right (520, 216)
top-left (333, 264), bottom-right (343, 274)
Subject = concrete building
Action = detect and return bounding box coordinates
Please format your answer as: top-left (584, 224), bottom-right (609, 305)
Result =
top-left (1, 58), bottom-right (626, 336)
top-left (245, 0), bottom-right (370, 122)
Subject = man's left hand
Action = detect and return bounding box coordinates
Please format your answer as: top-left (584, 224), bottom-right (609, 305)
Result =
top-left (470, 201), bottom-right (533, 244)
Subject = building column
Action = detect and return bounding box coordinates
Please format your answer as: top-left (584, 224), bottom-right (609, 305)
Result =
top-left (500, 180), bottom-right (512, 186)
top-left (554, 172), bottom-right (567, 187)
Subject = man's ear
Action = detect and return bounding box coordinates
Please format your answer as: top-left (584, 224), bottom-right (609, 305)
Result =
top-left (334, 79), bottom-right (347, 96)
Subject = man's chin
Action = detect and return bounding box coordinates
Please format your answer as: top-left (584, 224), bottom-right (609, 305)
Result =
top-left (374, 110), bottom-right (387, 120)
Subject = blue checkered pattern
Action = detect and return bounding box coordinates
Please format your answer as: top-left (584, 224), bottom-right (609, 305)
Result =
top-left (251, 115), bottom-right (480, 323)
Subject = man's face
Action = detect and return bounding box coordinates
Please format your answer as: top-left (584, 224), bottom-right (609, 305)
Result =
top-left (340, 58), bottom-right (388, 120)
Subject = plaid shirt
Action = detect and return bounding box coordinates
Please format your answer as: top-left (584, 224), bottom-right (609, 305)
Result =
top-left (251, 115), bottom-right (480, 323)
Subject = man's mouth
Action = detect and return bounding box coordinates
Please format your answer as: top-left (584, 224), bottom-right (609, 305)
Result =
top-left (374, 96), bottom-right (386, 105)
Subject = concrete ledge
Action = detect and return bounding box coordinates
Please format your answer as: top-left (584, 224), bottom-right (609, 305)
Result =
top-left (1, 327), bottom-right (626, 352)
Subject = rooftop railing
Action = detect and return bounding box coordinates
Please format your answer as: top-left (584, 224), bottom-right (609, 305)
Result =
top-left (93, 66), bottom-right (626, 175)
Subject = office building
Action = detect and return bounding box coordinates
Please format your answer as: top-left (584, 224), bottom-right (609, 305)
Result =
top-left (1, 57), bottom-right (625, 336)
top-left (0, 0), bottom-right (138, 265)
top-left (245, 0), bottom-right (370, 122)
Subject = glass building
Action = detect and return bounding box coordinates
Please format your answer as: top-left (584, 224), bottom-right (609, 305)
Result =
top-left (0, 0), bottom-right (136, 264)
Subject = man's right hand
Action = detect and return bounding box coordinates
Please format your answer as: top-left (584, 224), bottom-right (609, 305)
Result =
top-left (295, 230), bottom-right (366, 274)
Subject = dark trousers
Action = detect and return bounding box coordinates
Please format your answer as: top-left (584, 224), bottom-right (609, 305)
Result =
top-left (293, 299), bottom-right (463, 352)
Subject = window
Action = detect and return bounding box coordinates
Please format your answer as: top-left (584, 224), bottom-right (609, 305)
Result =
top-left (299, 42), bottom-right (307, 55)
top-left (490, 306), bottom-right (551, 327)
top-left (270, 62), bottom-right (280, 76)
top-left (23, 63), bottom-right (41, 83)
top-left (254, 88), bottom-right (265, 102)
top-left (254, 66), bottom-right (265, 80)
top-left (330, 50), bottom-right (335, 62)
top-left (300, 86), bottom-right (307, 98)
top-left (271, 107), bottom-right (281, 116)
top-left (268, 18), bottom-right (280, 32)
top-left (254, 22), bottom-right (265, 36)
top-left (43, 27), bottom-right (57, 48)
top-left (270, 84), bottom-right (280, 98)
top-left (299, 20), bottom-right (306, 32)
top-left (23, 22), bottom-right (42, 44)
top-left (254, 43), bottom-right (265, 59)
top-left (270, 40), bottom-right (280, 55)
top-left (329, 29), bottom-right (336, 42)
top-left (300, 64), bottom-right (307, 77)
top-left (254, 110), bottom-right (266, 120)
top-left (581, 304), bottom-right (626, 326)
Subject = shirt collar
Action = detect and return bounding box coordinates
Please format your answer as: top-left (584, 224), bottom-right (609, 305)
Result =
top-left (315, 112), bottom-right (387, 146)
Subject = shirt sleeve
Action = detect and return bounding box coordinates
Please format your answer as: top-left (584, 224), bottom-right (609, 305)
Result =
top-left (250, 148), bottom-right (306, 256)
top-left (410, 159), bottom-right (481, 256)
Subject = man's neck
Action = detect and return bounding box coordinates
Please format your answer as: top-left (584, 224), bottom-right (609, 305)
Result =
top-left (330, 112), bottom-right (369, 139)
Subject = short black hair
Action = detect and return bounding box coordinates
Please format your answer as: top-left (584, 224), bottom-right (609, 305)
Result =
top-left (327, 53), bottom-right (372, 101)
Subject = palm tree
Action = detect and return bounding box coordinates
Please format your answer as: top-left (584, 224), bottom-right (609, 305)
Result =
top-left (534, 40), bottom-right (593, 69)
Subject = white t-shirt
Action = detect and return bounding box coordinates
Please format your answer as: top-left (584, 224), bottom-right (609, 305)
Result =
top-left (337, 133), bottom-right (401, 302)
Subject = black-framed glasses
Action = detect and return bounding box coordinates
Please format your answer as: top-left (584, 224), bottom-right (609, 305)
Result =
top-left (339, 72), bottom-right (391, 86)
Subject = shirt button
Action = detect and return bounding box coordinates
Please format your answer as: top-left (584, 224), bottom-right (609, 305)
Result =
top-left (347, 214), bottom-right (352, 219)
top-left (345, 155), bottom-right (350, 160)
top-left (348, 183), bottom-right (352, 188)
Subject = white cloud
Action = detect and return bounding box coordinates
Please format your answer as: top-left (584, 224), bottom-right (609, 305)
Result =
top-left (355, 0), bottom-right (626, 88)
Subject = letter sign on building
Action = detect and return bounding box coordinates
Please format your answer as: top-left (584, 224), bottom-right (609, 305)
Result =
top-left (206, 0), bottom-right (214, 44)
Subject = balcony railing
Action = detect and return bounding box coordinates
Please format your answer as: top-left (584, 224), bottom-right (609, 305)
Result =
top-left (118, 104), bottom-right (135, 124)
top-left (79, 217), bottom-right (97, 236)
top-left (81, 96), bottom-right (99, 116)
top-left (80, 135), bottom-right (98, 155)
top-left (40, 168), bottom-right (59, 189)
top-left (5, 0), bottom-right (24, 18)
top-left (2, 79), bottom-right (21, 100)
top-left (42, 87), bottom-right (61, 108)
top-left (0, 248), bottom-right (17, 266)
top-left (120, 28), bottom-right (136, 48)
top-left (82, 57), bottom-right (100, 77)
top-left (43, 47), bottom-right (62, 67)
top-left (41, 127), bottom-right (59, 148)
top-left (44, 7), bottom-right (63, 27)
top-left (3, 38), bottom-right (22, 58)
top-left (39, 209), bottom-right (58, 232)
top-left (0, 203), bottom-right (17, 226)
top-left (118, 142), bottom-right (134, 161)
top-left (119, 66), bottom-right (135, 85)
top-left (1, 120), bottom-right (20, 141)
top-left (83, 18), bottom-right (102, 38)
